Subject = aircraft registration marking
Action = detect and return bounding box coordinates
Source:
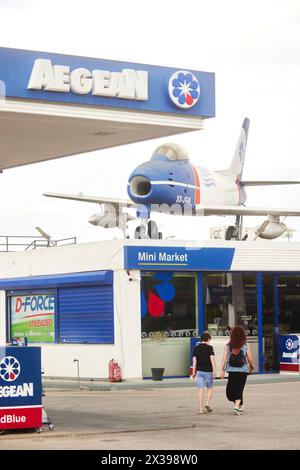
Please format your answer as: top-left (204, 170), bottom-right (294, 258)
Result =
top-left (176, 195), bottom-right (192, 204)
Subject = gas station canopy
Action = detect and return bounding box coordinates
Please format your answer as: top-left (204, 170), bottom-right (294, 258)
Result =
top-left (0, 48), bottom-right (215, 170)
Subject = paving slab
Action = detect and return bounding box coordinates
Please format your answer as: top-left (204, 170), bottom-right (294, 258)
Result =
top-left (0, 380), bottom-right (300, 450)
top-left (42, 373), bottom-right (300, 391)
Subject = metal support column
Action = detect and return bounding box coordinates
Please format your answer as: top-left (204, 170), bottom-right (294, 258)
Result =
top-left (274, 273), bottom-right (280, 371)
top-left (197, 272), bottom-right (204, 335)
top-left (257, 272), bottom-right (264, 373)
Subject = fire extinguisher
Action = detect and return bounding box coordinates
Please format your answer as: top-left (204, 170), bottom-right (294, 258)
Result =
top-left (113, 362), bottom-right (122, 382)
top-left (108, 359), bottom-right (122, 383)
top-left (108, 359), bottom-right (115, 382)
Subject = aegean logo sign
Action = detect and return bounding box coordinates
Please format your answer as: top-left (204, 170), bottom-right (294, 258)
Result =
top-left (0, 355), bottom-right (34, 398)
top-left (168, 70), bottom-right (200, 109)
top-left (282, 337), bottom-right (298, 359)
top-left (0, 356), bottom-right (21, 382)
top-left (28, 58), bottom-right (148, 100)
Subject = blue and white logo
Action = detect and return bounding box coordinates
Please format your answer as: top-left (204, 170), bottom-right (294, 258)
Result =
top-left (0, 356), bottom-right (21, 382)
top-left (203, 169), bottom-right (216, 187)
top-left (286, 338), bottom-right (294, 350)
top-left (168, 71), bottom-right (200, 109)
top-left (239, 142), bottom-right (245, 161)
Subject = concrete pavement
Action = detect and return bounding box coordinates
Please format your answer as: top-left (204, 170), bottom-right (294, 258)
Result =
top-left (42, 372), bottom-right (300, 390)
top-left (0, 377), bottom-right (300, 450)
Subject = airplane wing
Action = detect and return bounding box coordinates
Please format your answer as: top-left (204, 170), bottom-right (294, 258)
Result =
top-left (241, 181), bottom-right (300, 186)
top-left (195, 205), bottom-right (300, 217)
top-left (43, 192), bottom-right (137, 209)
top-left (44, 193), bottom-right (300, 218)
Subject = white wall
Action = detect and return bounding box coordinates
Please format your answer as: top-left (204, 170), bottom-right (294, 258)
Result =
top-left (2, 238), bottom-right (300, 279)
top-left (0, 240), bottom-right (124, 278)
top-left (113, 270), bottom-right (142, 379)
top-left (40, 343), bottom-right (116, 378)
top-left (0, 241), bottom-right (143, 379)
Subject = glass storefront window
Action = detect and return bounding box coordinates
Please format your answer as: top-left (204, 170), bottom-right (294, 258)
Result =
top-left (202, 273), bottom-right (231, 336)
top-left (278, 275), bottom-right (300, 334)
top-left (141, 272), bottom-right (197, 338)
top-left (262, 274), bottom-right (278, 372)
top-left (203, 272), bottom-right (257, 336)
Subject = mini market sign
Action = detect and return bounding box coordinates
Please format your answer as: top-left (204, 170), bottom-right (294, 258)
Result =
top-left (124, 246), bottom-right (235, 271)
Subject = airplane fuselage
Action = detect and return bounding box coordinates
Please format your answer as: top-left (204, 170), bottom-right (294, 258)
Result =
top-left (127, 158), bottom-right (247, 212)
top-left (43, 118), bottom-right (300, 241)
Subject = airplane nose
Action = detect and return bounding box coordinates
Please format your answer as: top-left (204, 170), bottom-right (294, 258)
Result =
top-left (129, 175), bottom-right (152, 197)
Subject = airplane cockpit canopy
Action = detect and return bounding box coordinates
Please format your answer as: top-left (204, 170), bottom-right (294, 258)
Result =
top-left (151, 143), bottom-right (189, 161)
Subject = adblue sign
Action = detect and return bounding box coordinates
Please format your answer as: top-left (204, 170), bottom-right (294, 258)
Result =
top-left (0, 347), bottom-right (42, 430)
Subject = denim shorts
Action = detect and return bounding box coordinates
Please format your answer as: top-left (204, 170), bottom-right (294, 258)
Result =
top-left (196, 371), bottom-right (213, 389)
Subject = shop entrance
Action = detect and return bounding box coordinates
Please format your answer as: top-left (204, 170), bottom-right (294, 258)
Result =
top-left (202, 272), bottom-right (259, 373)
top-left (262, 274), bottom-right (278, 372)
top-left (141, 272), bottom-right (198, 377)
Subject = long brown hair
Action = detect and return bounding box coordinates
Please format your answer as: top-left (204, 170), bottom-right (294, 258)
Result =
top-left (229, 326), bottom-right (247, 352)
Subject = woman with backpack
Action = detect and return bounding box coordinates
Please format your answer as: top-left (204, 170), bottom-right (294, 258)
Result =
top-left (220, 325), bottom-right (255, 415)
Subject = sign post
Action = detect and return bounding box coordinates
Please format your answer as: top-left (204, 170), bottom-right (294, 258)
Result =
top-left (0, 346), bottom-right (42, 430)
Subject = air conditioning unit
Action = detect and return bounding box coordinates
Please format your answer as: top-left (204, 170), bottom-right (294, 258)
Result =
top-left (210, 225), bottom-right (295, 241)
top-left (210, 227), bottom-right (227, 240)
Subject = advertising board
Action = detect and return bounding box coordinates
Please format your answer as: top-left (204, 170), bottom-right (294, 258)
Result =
top-left (11, 293), bottom-right (55, 343)
top-left (0, 347), bottom-right (42, 429)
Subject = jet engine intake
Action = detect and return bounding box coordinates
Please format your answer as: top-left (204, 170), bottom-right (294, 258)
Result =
top-left (255, 218), bottom-right (287, 240)
top-left (129, 176), bottom-right (151, 197)
top-left (88, 204), bottom-right (118, 228)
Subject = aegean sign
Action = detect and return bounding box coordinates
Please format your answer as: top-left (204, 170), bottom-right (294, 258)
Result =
top-left (28, 58), bottom-right (148, 100)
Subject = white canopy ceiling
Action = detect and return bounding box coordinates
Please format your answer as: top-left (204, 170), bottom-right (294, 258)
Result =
top-left (0, 98), bottom-right (204, 170)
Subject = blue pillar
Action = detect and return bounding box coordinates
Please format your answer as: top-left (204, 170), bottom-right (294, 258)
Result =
top-left (274, 273), bottom-right (280, 371)
top-left (257, 272), bottom-right (264, 373)
top-left (197, 272), bottom-right (204, 334)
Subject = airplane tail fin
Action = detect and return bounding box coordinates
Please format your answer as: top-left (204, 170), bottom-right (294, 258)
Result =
top-left (219, 118), bottom-right (250, 178)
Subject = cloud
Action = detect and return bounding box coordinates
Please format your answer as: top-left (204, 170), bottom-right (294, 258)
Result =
top-left (0, 0), bottom-right (36, 8)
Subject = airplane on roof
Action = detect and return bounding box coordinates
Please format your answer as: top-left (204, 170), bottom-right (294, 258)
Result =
top-left (44, 118), bottom-right (300, 240)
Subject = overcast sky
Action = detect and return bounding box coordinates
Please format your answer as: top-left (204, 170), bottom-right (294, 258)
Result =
top-left (0, 0), bottom-right (300, 244)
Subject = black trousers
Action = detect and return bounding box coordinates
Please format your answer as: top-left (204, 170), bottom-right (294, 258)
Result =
top-left (226, 372), bottom-right (248, 406)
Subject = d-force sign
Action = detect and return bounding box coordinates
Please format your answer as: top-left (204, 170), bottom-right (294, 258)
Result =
top-left (28, 59), bottom-right (148, 100)
top-left (11, 293), bottom-right (55, 343)
top-left (0, 347), bottom-right (42, 430)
